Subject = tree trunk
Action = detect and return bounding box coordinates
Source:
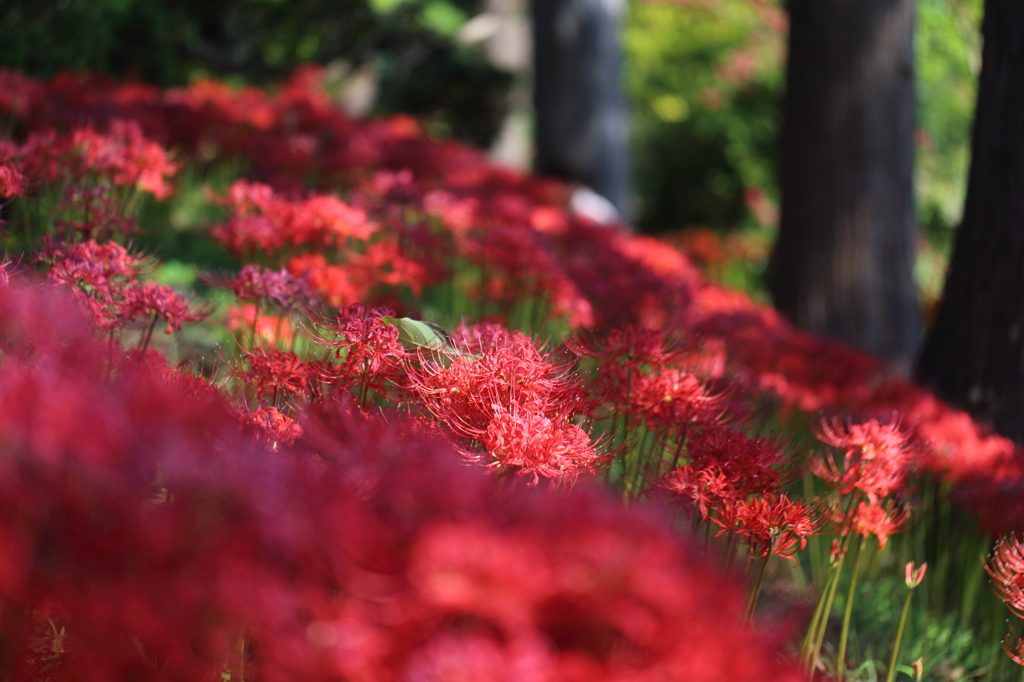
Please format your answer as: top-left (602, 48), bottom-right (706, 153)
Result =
top-left (769, 0), bottom-right (919, 372)
top-left (915, 0), bottom-right (1024, 441)
top-left (531, 0), bottom-right (631, 219)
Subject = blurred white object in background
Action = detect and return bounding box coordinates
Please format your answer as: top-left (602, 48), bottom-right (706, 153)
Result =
top-left (570, 185), bottom-right (622, 226)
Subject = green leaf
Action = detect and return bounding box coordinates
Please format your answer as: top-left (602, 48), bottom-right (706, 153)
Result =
top-left (383, 316), bottom-right (451, 352)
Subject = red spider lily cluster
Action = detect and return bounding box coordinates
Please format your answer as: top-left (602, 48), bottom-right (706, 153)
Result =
top-left (3, 64), bottom-right (1024, 675)
top-left (0, 283), bottom-right (807, 681)
top-left (408, 325), bottom-right (605, 482)
top-left (811, 419), bottom-right (918, 549)
top-left (986, 536), bottom-right (1024, 665)
top-left (38, 239), bottom-right (208, 338)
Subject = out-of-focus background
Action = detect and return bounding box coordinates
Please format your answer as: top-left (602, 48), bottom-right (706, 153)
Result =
top-left (0, 0), bottom-right (974, 280)
top-left (0, 0), bottom-right (979, 307)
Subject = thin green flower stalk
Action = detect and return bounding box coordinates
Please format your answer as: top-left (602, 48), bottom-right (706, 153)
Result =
top-left (745, 553), bottom-right (771, 621)
top-left (836, 534), bottom-right (866, 681)
top-left (801, 560), bottom-right (835, 663)
top-left (886, 562), bottom-right (927, 682)
top-left (804, 537), bottom-right (849, 671)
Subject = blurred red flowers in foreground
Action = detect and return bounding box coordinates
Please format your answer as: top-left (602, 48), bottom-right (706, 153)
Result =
top-left (0, 282), bottom-right (807, 681)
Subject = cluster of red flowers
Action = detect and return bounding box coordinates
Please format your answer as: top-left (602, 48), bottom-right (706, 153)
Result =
top-left (312, 303), bottom-right (409, 405)
top-left (664, 426), bottom-right (818, 562)
top-left (409, 324), bottom-right (606, 482)
top-left (38, 239), bottom-right (208, 339)
top-left (2, 67), bottom-right (1020, 513)
top-left (0, 282), bottom-right (808, 681)
top-left (5, 61), bottom-right (1024, 673)
top-left (0, 119), bottom-right (177, 242)
top-left (812, 418), bottom-right (918, 549)
top-left (986, 535), bottom-right (1024, 666)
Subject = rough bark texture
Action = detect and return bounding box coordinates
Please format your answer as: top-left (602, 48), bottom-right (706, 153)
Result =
top-left (915, 0), bottom-right (1024, 441)
top-left (769, 0), bottom-right (919, 372)
top-left (531, 0), bottom-right (630, 217)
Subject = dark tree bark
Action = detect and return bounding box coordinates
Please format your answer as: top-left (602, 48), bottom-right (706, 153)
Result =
top-left (531, 0), bottom-right (630, 218)
top-left (915, 0), bottom-right (1024, 441)
top-left (769, 0), bottom-right (919, 372)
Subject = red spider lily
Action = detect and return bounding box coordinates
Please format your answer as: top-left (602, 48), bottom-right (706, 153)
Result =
top-left (566, 324), bottom-right (684, 403)
top-left (457, 223), bottom-right (594, 329)
top-left (691, 426), bottom-right (800, 496)
top-left (408, 324), bottom-right (601, 481)
top-left (715, 493), bottom-right (823, 563)
top-left (234, 348), bottom-right (312, 403)
top-left (411, 325), bottom-right (585, 419)
top-left (356, 239), bottom-right (431, 297)
top-left (285, 237), bottom-right (437, 306)
top-left (287, 192), bottom-right (376, 245)
top-left (446, 327), bottom-right (581, 400)
top-left (567, 325), bottom-right (722, 442)
top-left (16, 120), bottom-right (177, 200)
top-left (71, 119), bottom-right (179, 199)
top-left (41, 238), bottom-right (142, 287)
top-left (119, 280), bottom-right (211, 335)
top-left (0, 162), bottom-right (26, 197)
top-left (226, 304), bottom-right (296, 347)
top-left (310, 304), bottom-right (407, 399)
top-left (0, 69), bottom-right (44, 119)
top-left (217, 264), bottom-right (316, 308)
top-left (849, 500), bottom-right (910, 549)
top-left (628, 368), bottom-right (723, 434)
top-left (212, 179), bottom-right (374, 255)
top-left (41, 239), bottom-right (142, 329)
top-left (39, 239), bottom-right (209, 338)
top-left (1002, 629), bottom-right (1024, 667)
top-left (479, 402), bottom-right (609, 482)
top-left (817, 417), bottom-right (913, 461)
top-left (421, 188), bottom-right (480, 233)
top-left (986, 534), bottom-right (1024, 618)
top-left (811, 417), bottom-right (918, 505)
top-left (52, 181), bottom-right (138, 239)
top-left (287, 252), bottom-right (366, 308)
top-left (449, 321), bottom-right (523, 356)
top-left (663, 426), bottom-right (802, 532)
top-left (0, 275), bottom-right (812, 682)
top-left (663, 463), bottom-right (736, 521)
top-left (241, 405), bottom-right (304, 447)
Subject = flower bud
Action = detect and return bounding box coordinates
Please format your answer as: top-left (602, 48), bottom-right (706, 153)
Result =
top-left (904, 561), bottom-right (927, 588)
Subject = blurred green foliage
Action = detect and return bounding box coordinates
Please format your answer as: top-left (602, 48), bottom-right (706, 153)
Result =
top-left (625, 0), bottom-right (784, 234)
top-left (916, 0), bottom-right (982, 241)
top-left (625, 0), bottom-right (982, 242)
top-left (2, 0), bottom-right (983, 243)
top-left (0, 0), bottom-right (510, 147)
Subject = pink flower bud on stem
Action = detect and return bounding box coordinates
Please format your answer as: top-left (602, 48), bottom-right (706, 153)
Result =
top-left (886, 562), bottom-right (927, 682)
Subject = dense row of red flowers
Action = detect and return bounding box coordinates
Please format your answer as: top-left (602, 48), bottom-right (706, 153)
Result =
top-left (0, 281), bottom-right (811, 681)
top-left (2, 66), bottom-right (1020, 534)
top-left (1, 65), bottom-right (1023, 676)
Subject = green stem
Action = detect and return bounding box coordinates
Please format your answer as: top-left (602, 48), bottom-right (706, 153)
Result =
top-left (837, 535), bottom-right (867, 681)
top-left (250, 301), bottom-right (261, 350)
top-left (357, 359), bottom-right (370, 410)
top-left (801, 564), bottom-right (835, 662)
top-left (745, 553), bottom-right (771, 621)
top-left (140, 314), bottom-right (159, 353)
top-left (885, 587), bottom-right (915, 682)
top-left (810, 547), bottom-right (847, 672)
top-left (724, 532), bottom-right (740, 573)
